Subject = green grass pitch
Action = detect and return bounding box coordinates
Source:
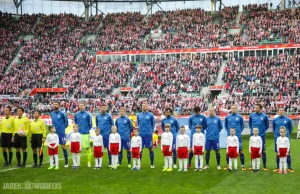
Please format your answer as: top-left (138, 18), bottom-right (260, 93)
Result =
top-left (0, 127), bottom-right (299, 194)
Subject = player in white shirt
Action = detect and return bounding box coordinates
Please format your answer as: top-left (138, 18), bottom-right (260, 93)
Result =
top-left (109, 126), bottom-right (121, 170)
top-left (192, 124), bottom-right (205, 171)
top-left (226, 128), bottom-right (239, 172)
top-left (176, 126), bottom-right (190, 172)
top-left (130, 128), bottom-right (142, 170)
top-left (46, 126), bottom-right (59, 170)
top-left (70, 124), bottom-right (82, 170)
top-left (161, 123), bottom-right (174, 171)
top-left (276, 127), bottom-right (290, 174)
top-left (249, 128), bottom-right (262, 172)
top-left (93, 128), bottom-right (103, 169)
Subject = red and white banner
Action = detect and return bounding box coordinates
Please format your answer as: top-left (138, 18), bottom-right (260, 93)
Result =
top-left (96, 43), bottom-right (300, 55)
top-left (29, 88), bottom-right (67, 96)
top-left (209, 86), bottom-right (224, 91)
top-left (120, 87), bottom-right (132, 92)
top-left (119, 96), bottom-right (133, 101)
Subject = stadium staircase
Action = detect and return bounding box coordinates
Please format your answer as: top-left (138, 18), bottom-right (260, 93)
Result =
top-left (217, 60), bottom-right (230, 98)
top-left (216, 62), bottom-right (226, 86)
top-left (5, 48), bottom-right (22, 73)
top-left (52, 46), bottom-right (85, 90)
top-left (228, 12), bottom-right (242, 36)
top-left (31, 16), bottom-right (40, 32)
top-left (95, 20), bottom-right (103, 33)
top-left (83, 35), bottom-right (98, 44)
top-left (4, 34), bottom-right (35, 73)
top-left (144, 14), bottom-right (166, 48)
top-left (235, 12), bottom-right (242, 26)
top-left (3, 16), bottom-right (39, 74)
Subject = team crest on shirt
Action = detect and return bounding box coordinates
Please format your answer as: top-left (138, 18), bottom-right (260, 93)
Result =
top-left (170, 120), bottom-right (173, 123)
top-left (214, 120), bottom-right (217, 123)
top-left (261, 117), bottom-right (263, 120)
top-left (83, 116), bottom-right (86, 118)
top-left (200, 118), bottom-right (203, 121)
top-left (104, 117), bottom-right (107, 120)
top-left (58, 115), bottom-right (61, 118)
top-left (146, 116), bottom-right (149, 119)
top-left (124, 120), bottom-right (127, 123)
top-left (284, 121), bottom-right (287, 123)
top-left (236, 118), bottom-right (239, 121)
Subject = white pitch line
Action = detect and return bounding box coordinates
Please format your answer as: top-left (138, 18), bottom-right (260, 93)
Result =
top-left (0, 154), bottom-right (87, 173)
top-left (0, 153), bottom-right (94, 173)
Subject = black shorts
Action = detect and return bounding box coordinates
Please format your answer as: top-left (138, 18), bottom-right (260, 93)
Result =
top-left (1, 133), bottom-right (13, 148)
top-left (14, 134), bottom-right (27, 149)
top-left (31, 134), bottom-right (43, 149)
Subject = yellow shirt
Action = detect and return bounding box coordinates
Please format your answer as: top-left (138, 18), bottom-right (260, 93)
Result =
top-left (128, 115), bottom-right (137, 128)
top-left (153, 133), bottom-right (158, 145)
top-left (0, 116), bottom-right (15, 134)
top-left (29, 119), bottom-right (47, 140)
top-left (14, 116), bottom-right (30, 136)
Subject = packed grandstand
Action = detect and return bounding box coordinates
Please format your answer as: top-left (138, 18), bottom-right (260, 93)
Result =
top-left (0, 4), bottom-right (299, 117)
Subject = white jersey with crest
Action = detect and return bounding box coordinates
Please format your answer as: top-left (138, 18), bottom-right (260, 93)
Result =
top-left (176, 134), bottom-right (190, 149)
top-left (249, 135), bottom-right (262, 153)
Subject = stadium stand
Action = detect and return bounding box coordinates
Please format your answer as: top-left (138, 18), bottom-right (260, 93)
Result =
top-left (0, 5), bottom-right (299, 116)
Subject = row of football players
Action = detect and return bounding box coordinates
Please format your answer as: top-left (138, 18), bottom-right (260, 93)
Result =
top-left (46, 122), bottom-right (289, 174)
top-left (0, 102), bottom-right (293, 173)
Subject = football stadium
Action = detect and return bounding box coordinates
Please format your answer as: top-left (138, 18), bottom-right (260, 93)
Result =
top-left (0, 0), bottom-right (300, 193)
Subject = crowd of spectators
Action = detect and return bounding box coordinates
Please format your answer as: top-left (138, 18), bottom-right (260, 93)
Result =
top-left (0, 14), bottom-right (101, 95)
top-left (213, 94), bottom-right (299, 115)
top-left (0, 14), bottom-right (38, 78)
top-left (0, 7), bottom-right (300, 116)
top-left (232, 4), bottom-right (300, 46)
top-left (145, 6), bottom-right (239, 49)
top-left (133, 58), bottom-right (221, 95)
top-left (94, 12), bottom-right (151, 51)
top-left (60, 50), bottom-right (136, 99)
top-left (223, 53), bottom-right (299, 96)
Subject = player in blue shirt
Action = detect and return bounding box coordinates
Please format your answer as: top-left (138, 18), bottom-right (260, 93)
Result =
top-left (203, 107), bottom-right (223, 170)
top-left (272, 107), bottom-right (293, 173)
top-left (50, 102), bottom-right (69, 167)
top-left (161, 108), bottom-right (180, 168)
top-left (74, 102), bottom-right (92, 167)
top-left (249, 103), bottom-right (269, 171)
top-left (96, 104), bottom-right (114, 167)
top-left (137, 102), bottom-right (156, 168)
top-left (188, 106), bottom-right (207, 168)
top-left (115, 107), bottom-right (133, 168)
top-left (224, 105), bottom-right (246, 171)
